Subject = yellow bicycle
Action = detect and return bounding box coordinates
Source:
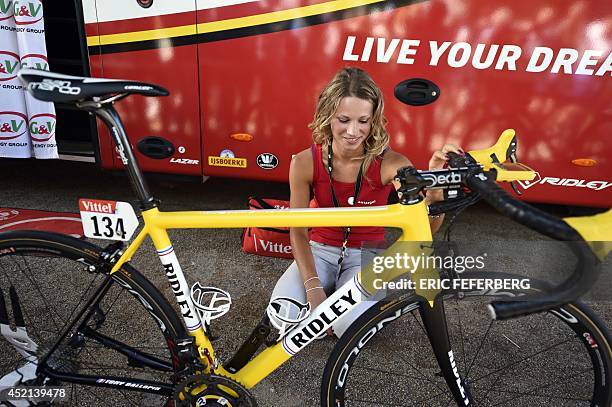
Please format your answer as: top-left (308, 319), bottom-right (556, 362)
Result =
top-left (0, 68), bottom-right (610, 406)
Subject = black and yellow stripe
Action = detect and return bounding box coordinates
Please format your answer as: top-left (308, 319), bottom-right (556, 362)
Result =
top-left (88, 0), bottom-right (423, 55)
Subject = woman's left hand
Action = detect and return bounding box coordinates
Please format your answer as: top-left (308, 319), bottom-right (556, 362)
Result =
top-left (428, 143), bottom-right (463, 171)
top-left (426, 143), bottom-right (464, 204)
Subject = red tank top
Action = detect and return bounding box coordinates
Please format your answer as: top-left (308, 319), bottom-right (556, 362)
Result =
top-left (309, 144), bottom-right (394, 247)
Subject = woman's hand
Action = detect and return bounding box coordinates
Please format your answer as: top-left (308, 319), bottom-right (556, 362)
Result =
top-left (306, 286), bottom-right (327, 310)
top-left (427, 143), bottom-right (464, 204)
top-left (304, 279), bottom-right (333, 336)
top-left (428, 143), bottom-right (464, 171)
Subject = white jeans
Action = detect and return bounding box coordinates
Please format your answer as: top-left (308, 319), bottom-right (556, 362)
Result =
top-left (270, 241), bottom-right (377, 337)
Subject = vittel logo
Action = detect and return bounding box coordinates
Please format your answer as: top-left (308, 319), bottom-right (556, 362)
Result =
top-left (0, 51), bottom-right (20, 81)
top-left (256, 239), bottom-right (291, 254)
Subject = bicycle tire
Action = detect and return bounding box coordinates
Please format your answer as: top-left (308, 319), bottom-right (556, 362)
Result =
top-left (0, 230), bottom-right (186, 406)
top-left (321, 272), bottom-right (611, 406)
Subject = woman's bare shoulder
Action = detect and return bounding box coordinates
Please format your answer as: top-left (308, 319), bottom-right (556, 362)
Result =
top-left (290, 148), bottom-right (314, 184)
top-left (381, 149), bottom-right (413, 184)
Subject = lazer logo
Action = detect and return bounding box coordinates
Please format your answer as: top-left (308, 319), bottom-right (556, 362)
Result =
top-left (255, 238), bottom-right (291, 254)
top-left (0, 51), bottom-right (20, 81)
top-left (449, 350), bottom-right (470, 405)
top-left (422, 171), bottom-right (462, 187)
top-left (29, 113), bottom-right (55, 142)
top-left (170, 158), bottom-right (199, 165)
top-left (164, 263), bottom-right (194, 320)
top-left (518, 173), bottom-right (611, 191)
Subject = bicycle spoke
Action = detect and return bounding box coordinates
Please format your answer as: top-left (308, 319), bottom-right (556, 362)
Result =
top-left (465, 318), bottom-right (494, 378)
top-left (380, 341), bottom-right (447, 394)
top-left (489, 368), bottom-right (594, 406)
top-left (470, 335), bottom-right (577, 384)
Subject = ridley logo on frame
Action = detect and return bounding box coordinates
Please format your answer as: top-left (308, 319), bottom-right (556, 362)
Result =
top-left (256, 153), bottom-right (278, 170)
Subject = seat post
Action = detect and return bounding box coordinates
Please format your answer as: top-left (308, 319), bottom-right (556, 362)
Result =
top-left (94, 106), bottom-right (157, 210)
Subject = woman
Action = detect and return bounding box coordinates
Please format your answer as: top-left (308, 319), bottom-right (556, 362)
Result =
top-left (270, 67), bottom-right (461, 337)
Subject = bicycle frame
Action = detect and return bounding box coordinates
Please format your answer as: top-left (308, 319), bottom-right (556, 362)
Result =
top-left (109, 201), bottom-right (435, 389)
top-left (48, 103), bottom-right (534, 404)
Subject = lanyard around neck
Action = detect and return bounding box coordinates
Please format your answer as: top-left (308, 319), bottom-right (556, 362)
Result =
top-left (326, 142), bottom-right (364, 265)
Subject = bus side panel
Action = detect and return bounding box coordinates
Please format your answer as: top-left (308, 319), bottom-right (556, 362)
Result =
top-left (199, 0), bottom-right (611, 206)
top-left (86, 2), bottom-right (201, 176)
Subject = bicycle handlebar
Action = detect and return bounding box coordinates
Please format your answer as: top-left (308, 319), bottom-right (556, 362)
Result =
top-left (446, 152), bottom-right (601, 320)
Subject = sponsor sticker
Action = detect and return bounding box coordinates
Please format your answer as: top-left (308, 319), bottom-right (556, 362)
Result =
top-left (79, 198), bottom-right (139, 241)
top-left (208, 155), bottom-right (247, 168)
top-left (220, 149), bottom-right (235, 158)
top-left (13, 0), bottom-right (44, 25)
top-left (29, 113), bottom-right (55, 142)
top-left (0, 51), bottom-right (20, 82)
top-left (0, 111), bottom-right (28, 140)
top-left (256, 153), bottom-right (278, 170)
top-left (518, 172), bottom-right (611, 191)
top-left (20, 53), bottom-right (48, 71)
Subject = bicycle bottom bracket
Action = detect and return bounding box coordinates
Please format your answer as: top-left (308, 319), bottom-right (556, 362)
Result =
top-left (173, 373), bottom-right (257, 407)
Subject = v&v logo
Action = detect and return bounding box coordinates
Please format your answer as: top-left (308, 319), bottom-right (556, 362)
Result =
top-left (0, 51), bottom-right (21, 81)
top-left (0, 0), bottom-right (14, 20)
top-left (0, 111), bottom-right (28, 140)
top-left (29, 113), bottom-right (56, 142)
top-left (14, 0), bottom-right (43, 25)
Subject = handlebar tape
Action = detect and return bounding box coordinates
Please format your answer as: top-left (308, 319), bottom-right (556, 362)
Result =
top-left (447, 153), bottom-right (600, 320)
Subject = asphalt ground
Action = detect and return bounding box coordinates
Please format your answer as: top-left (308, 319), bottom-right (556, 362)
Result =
top-left (0, 158), bottom-right (610, 406)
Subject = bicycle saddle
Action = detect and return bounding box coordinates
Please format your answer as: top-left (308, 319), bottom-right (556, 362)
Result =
top-left (18, 68), bottom-right (168, 104)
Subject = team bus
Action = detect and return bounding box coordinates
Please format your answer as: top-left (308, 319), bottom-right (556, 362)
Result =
top-left (24, 0), bottom-right (612, 206)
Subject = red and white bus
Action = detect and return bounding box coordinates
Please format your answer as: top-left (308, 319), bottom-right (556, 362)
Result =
top-left (38, 1), bottom-right (612, 206)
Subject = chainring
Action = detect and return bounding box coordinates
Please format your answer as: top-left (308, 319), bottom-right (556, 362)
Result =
top-left (173, 373), bottom-right (257, 407)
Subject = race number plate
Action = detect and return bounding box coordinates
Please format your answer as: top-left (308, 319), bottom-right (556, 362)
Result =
top-left (79, 199), bottom-right (139, 241)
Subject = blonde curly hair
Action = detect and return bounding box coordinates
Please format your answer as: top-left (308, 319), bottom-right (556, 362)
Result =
top-left (309, 67), bottom-right (390, 175)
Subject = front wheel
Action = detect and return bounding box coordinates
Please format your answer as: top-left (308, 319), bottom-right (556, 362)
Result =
top-left (0, 231), bottom-right (186, 406)
top-left (321, 275), bottom-right (611, 406)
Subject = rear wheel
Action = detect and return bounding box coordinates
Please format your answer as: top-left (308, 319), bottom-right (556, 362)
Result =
top-left (321, 273), bottom-right (611, 406)
top-left (0, 231), bottom-right (186, 406)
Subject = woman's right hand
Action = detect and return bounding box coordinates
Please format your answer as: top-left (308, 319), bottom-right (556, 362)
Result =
top-left (306, 286), bottom-right (327, 310)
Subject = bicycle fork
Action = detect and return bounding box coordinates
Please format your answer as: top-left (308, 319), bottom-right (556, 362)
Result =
top-left (420, 298), bottom-right (473, 406)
